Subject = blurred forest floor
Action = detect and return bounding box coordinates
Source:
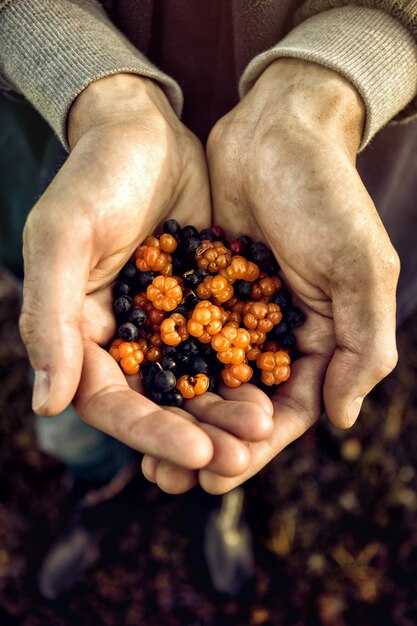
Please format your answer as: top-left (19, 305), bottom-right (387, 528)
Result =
top-left (0, 268), bottom-right (416, 626)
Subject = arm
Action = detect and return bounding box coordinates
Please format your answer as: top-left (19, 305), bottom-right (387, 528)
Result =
top-left (0, 0), bottom-right (182, 147)
top-left (198, 56), bottom-right (401, 494)
top-left (1, 3), bottom-right (274, 486)
top-left (142, 4), bottom-right (416, 495)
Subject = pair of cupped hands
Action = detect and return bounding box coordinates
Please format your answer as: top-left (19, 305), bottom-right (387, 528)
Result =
top-left (20, 58), bottom-right (399, 495)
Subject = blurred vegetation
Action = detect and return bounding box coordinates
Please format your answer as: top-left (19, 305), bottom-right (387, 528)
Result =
top-left (0, 268), bottom-right (416, 626)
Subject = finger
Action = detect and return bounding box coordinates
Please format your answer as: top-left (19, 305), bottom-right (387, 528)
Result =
top-left (20, 206), bottom-right (91, 416)
top-left (198, 423), bottom-right (251, 477)
top-left (141, 455), bottom-right (158, 483)
top-left (185, 386), bottom-right (274, 441)
top-left (324, 252), bottom-right (399, 428)
top-left (198, 354), bottom-right (326, 494)
top-left (74, 341), bottom-right (214, 469)
top-left (154, 461), bottom-right (198, 494)
top-left (150, 401), bottom-right (252, 478)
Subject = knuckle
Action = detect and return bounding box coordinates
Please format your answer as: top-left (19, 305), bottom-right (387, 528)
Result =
top-left (385, 246), bottom-right (401, 279)
top-left (18, 308), bottom-right (37, 348)
top-left (370, 347), bottom-right (398, 381)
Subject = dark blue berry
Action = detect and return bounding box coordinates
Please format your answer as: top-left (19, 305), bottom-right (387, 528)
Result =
top-left (272, 320), bottom-right (288, 337)
top-left (273, 290), bottom-right (292, 308)
top-left (171, 304), bottom-right (188, 318)
top-left (114, 296), bottom-right (133, 316)
top-left (163, 344), bottom-right (177, 358)
top-left (234, 280), bottom-right (252, 299)
top-left (121, 262), bottom-right (137, 280)
top-left (128, 307), bottom-right (147, 327)
top-left (159, 357), bottom-right (177, 371)
top-left (113, 281), bottom-right (131, 298)
top-left (283, 306), bottom-right (305, 329)
top-left (276, 332), bottom-right (296, 349)
top-left (141, 374), bottom-right (155, 390)
top-left (236, 235), bottom-right (253, 252)
top-left (185, 294), bottom-right (201, 310)
top-left (154, 370), bottom-right (177, 393)
top-left (183, 271), bottom-right (200, 288)
top-left (183, 237), bottom-right (200, 256)
top-left (189, 356), bottom-right (210, 376)
top-left (207, 377), bottom-right (218, 393)
top-left (163, 219), bottom-right (181, 237)
top-left (181, 339), bottom-right (200, 355)
top-left (249, 242), bottom-right (275, 272)
top-left (199, 228), bottom-right (216, 242)
top-left (136, 270), bottom-right (156, 291)
top-left (162, 390), bottom-right (183, 407)
top-left (118, 322), bottom-right (139, 342)
top-left (177, 352), bottom-right (191, 370)
top-left (172, 256), bottom-right (185, 274)
top-left (147, 389), bottom-right (163, 404)
top-left (181, 225), bottom-right (199, 241)
top-left (141, 362), bottom-right (161, 379)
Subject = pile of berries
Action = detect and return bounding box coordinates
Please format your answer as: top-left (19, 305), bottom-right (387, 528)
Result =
top-left (109, 220), bottom-right (305, 407)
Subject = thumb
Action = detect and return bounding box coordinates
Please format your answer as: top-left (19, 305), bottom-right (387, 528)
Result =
top-left (19, 207), bottom-right (91, 416)
top-left (323, 260), bottom-right (399, 428)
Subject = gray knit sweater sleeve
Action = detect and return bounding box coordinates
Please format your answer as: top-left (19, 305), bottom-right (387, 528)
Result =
top-left (0, 0), bottom-right (183, 148)
top-left (239, 5), bottom-right (417, 150)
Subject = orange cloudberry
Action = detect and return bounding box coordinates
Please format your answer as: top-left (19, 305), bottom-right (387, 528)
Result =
top-left (146, 276), bottom-right (183, 311)
top-left (256, 350), bottom-right (291, 386)
top-left (221, 363), bottom-right (253, 388)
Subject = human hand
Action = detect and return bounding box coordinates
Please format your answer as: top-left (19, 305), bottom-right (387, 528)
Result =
top-left (189, 58), bottom-right (399, 493)
top-left (20, 73), bottom-right (273, 477)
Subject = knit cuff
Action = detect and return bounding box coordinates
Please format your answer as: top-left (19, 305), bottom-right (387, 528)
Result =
top-left (239, 6), bottom-right (417, 150)
top-left (0, 0), bottom-right (183, 149)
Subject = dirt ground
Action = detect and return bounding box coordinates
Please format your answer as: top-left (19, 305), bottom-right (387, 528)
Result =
top-left (0, 268), bottom-right (416, 626)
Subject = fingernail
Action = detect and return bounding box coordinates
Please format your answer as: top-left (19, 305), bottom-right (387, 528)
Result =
top-left (32, 370), bottom-right (50, 413)
top-left (347, 397), bottom-right (364, 426)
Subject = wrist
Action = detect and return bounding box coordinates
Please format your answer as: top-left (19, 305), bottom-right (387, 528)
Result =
top-left (67, 73), bottom-right (176, 149)
top-left (252, 58), bottom-right (365, 154)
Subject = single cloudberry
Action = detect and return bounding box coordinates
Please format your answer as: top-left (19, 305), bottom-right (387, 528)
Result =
top-left (195, 240), bottom-right (232, 273)
top-left (221, 363), bottom-right (253, 388)
top-left (242, 301), bottom-right (282, 333)
top-left (211, 325), bottom-right (251, 365)
top-left (248, 328), bottom-right (267, 345)
top-left (148, 332), bottom-right (163, 348)
top-left (145, 346), bottom-right (163, 362)
top-left (176, 373), bottom-right (210, 399)
top-left (159, 233), bottom-right (177, 254)
top-left (147, 276), bottom-right (183, 311)
top-left (221, 255), bottom-right (260, 283)
top-left (250, 276), bottom-right (281, 301)
top-left (109, 338), bottom-right (124, 362)
top-left (160, 313), bottom-right (189, 346)
top-left (110, 340), bottom-right (144, 375)
top-left (256, 350), bottom-right (291, 386)
top-left (246, 344), bottom-right (262, 361)
top-left (135, 243), bottom-right (172, 274)
top-left (196, 275), bottom-right (233, 303)
top-left (187, 300), bottom-right (223, 343)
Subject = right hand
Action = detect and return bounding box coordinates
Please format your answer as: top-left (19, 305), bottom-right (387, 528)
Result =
top-left (20, 74), bottom-right (273, 484)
